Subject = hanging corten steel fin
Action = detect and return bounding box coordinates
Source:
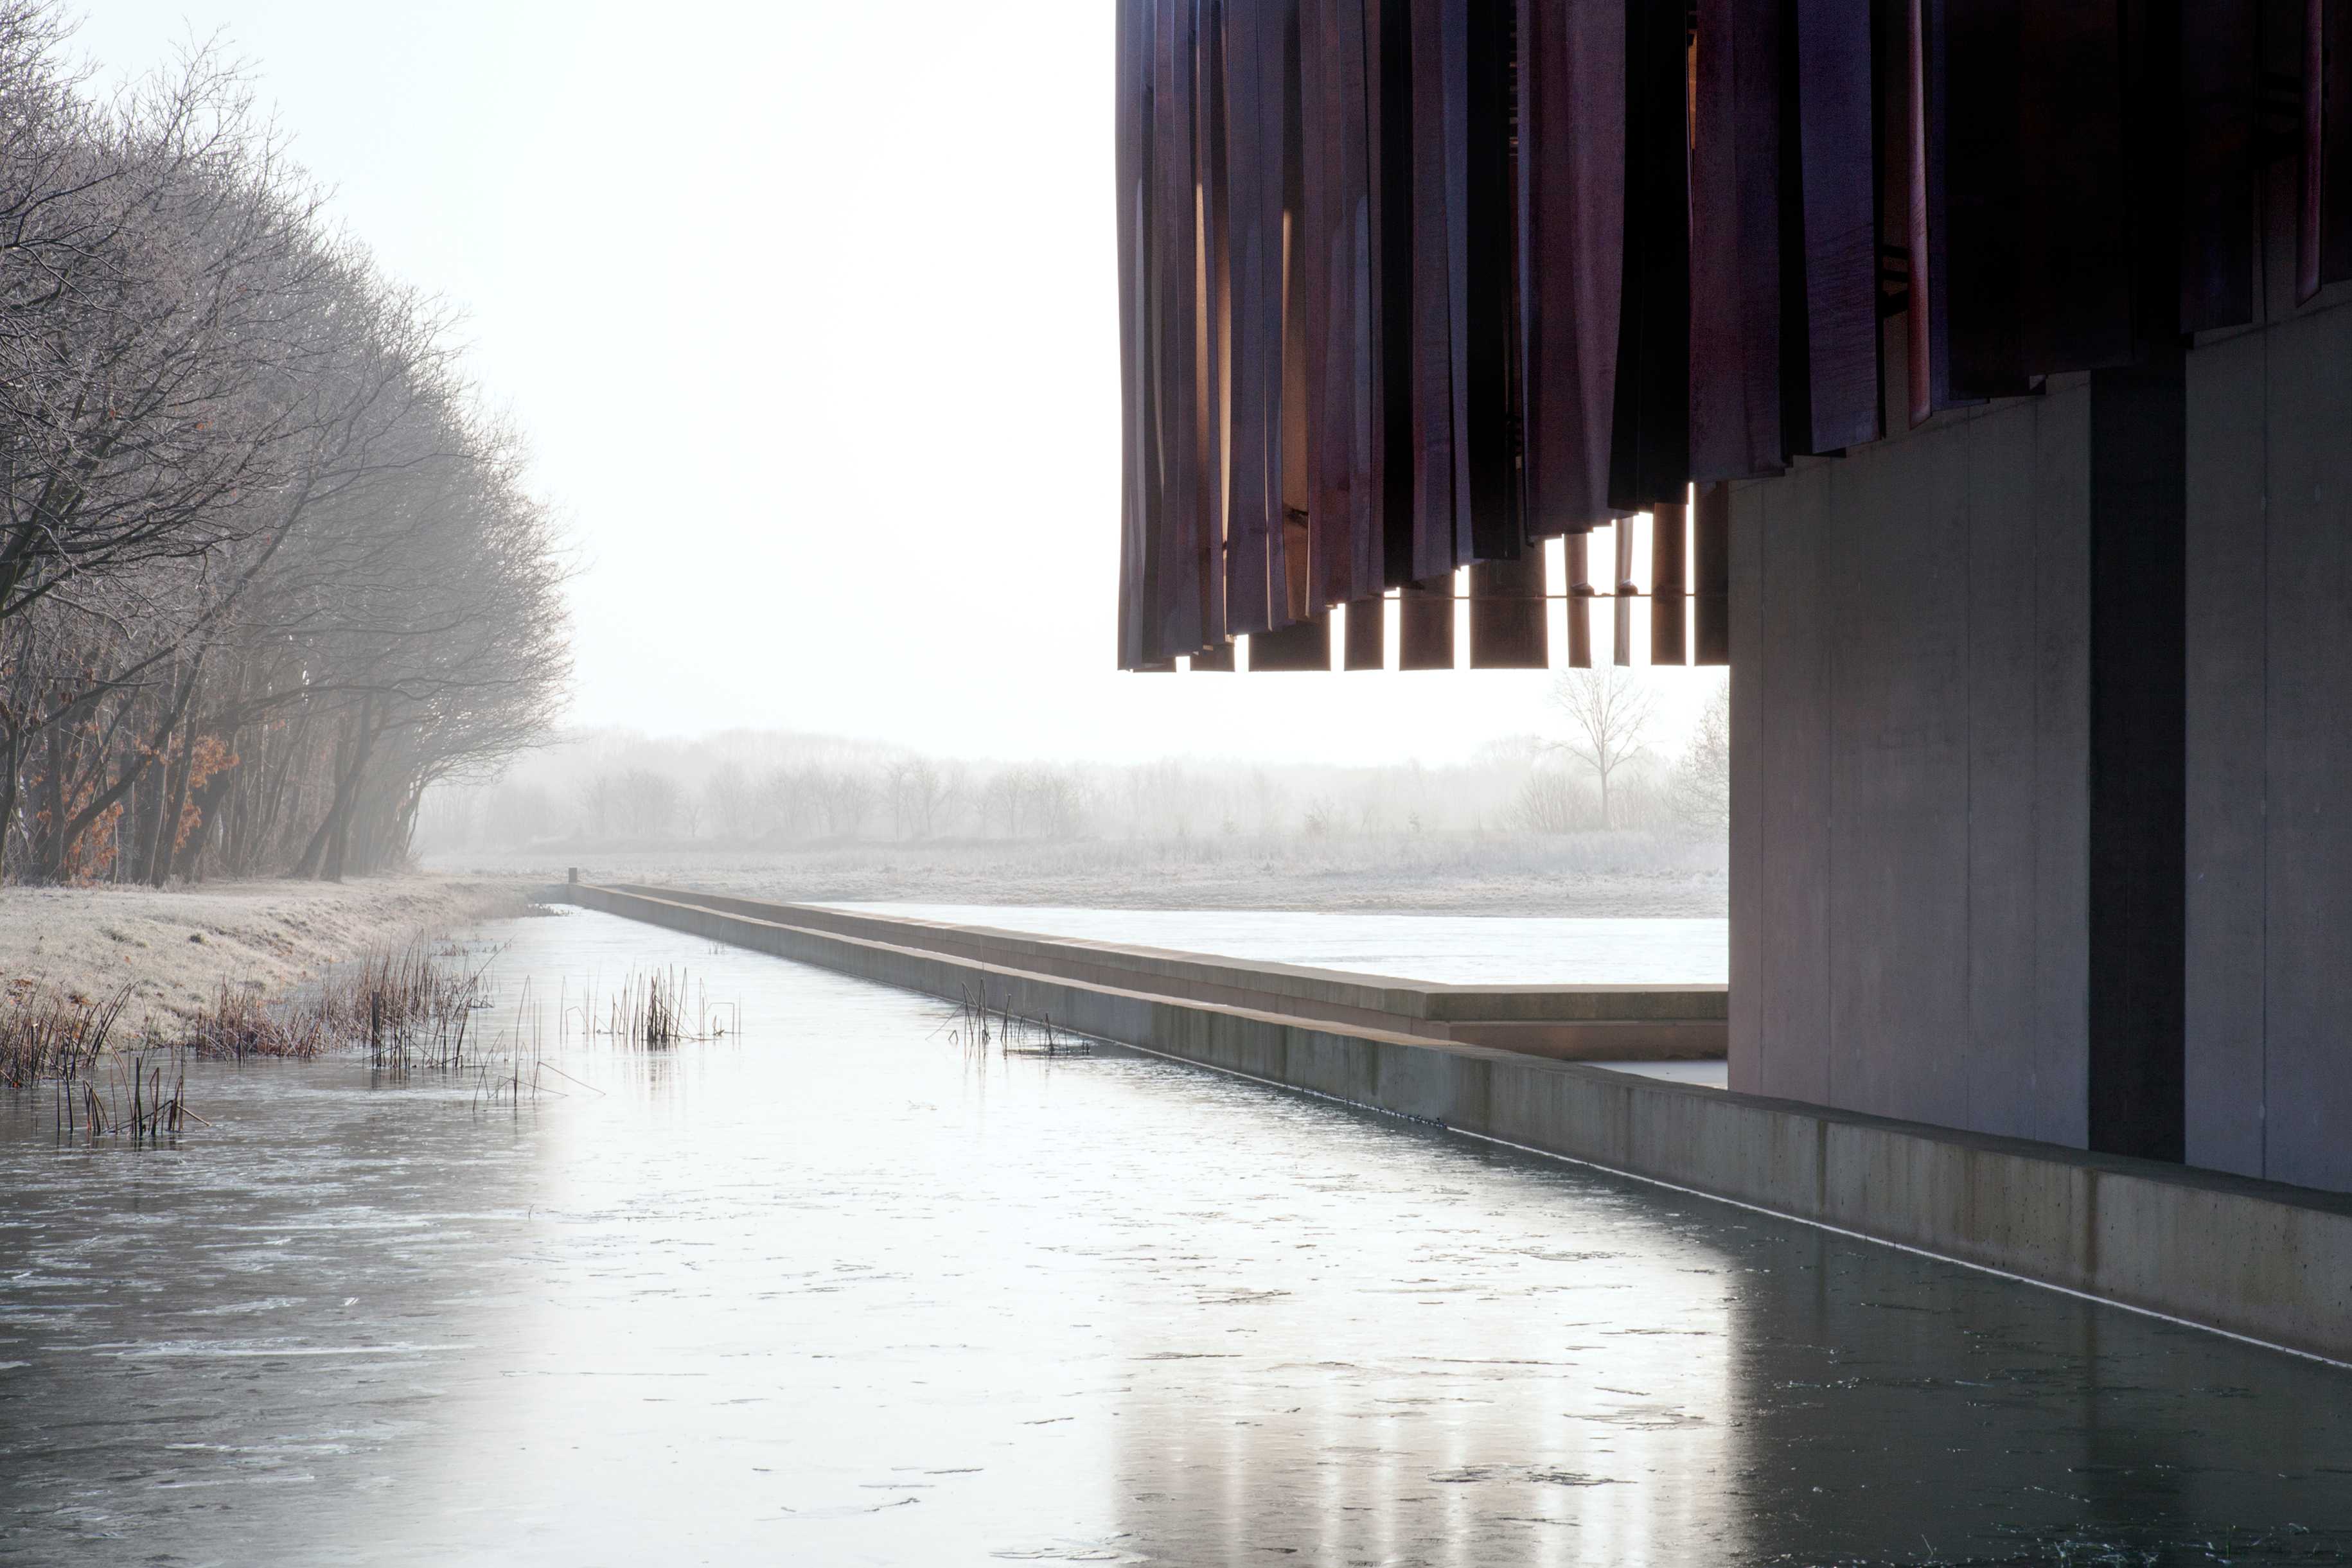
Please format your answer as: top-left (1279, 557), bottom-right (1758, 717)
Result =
top-left (1377, 0), bottom-right (1419, 592)
top-left (1610, 518), bottom-right (1636, 665)
top-left (1693, 481), bottom-right (1729, 665)
top-left (1398, 576), bottom-right (1456, 668)
top-left (2323, 0), bottom-right (2352, 288)
top-left (1650, 499), bottom-right (1689, 664)
top-left (1519, 0), bottom-right (1627, 534)
top-left (1789, 0), bottom-right (1881, 454)
top-left (1300, 0), bottom-right (1395, 612)
top-left (1609, 0), bottom-right (1692, 509)
top-left (1220, 0), bottom-right (1298, 636)
top-left (1151, 0), bottom-right (1208, 657)
top-left (2302, 0), bottom-right (2326, 301)
top-left (1343, 595), bottom-right (1388, 667)
top-left (1941, 0), bottom-right (2028, 400)
top-left (1196, 0), bottom-right (1232, 657)
top-left (1565, 531), bottom-right (1595, 668)
top-left (1691, 0), bottom-right (1787, 480)
top-left (1408, 0), bottom-right (1473, 582)
top-left (1248, 610), bottom-right (1335, 669)
top-left (1116, 0), bottom-right (1157, 669)
top-left (1463, 0), bottom-right (1525, 561)
top-left (1905, 0), bottom-right (1940, 426)
top-left (2180, 0), bottom-right (2259, 331)
top-left (1275, 26), bottom-right (1315, 628)
top-left (2017, 2), bottom-right (2132, 373)
top-left (1469, 556), bottom-right (1547, 667)
top-left (1192, 641), bottom-right (1239, 670)
top-left (1404, 0), bottom-right (1525, 577)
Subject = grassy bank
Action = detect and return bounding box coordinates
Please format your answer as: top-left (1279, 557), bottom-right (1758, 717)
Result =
top-left (0, 875), bottom-right (535, 1037)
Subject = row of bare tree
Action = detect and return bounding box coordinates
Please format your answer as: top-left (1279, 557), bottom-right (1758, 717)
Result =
top-left (0, 7), bottom-right (568, 884)
top-left (543, 759), bottom-right (1090, 846)
top-left (418, 669), bottom-right (1731, 856)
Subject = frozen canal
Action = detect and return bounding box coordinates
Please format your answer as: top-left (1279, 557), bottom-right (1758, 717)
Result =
top-left (2, 908), bottom-right (2348, 1565)
top-left (822, 902), bottom-right (1728, 985)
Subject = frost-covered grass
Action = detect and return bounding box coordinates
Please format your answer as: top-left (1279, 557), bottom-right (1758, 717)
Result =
top-left (0, 876), bottom-right (529, 1037)
top-left (430, 830), bottom-right (1728, 918)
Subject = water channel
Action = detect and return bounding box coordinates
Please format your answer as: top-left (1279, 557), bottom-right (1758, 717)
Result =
top-left (2, 908), bottom-right (2348, 1565)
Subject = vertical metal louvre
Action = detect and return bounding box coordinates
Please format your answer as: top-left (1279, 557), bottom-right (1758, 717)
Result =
top-left (1114, 0), bottom-right (2252, 674)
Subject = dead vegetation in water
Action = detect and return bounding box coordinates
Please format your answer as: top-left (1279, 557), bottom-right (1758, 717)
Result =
top-left (0, 980), bottom-right (133, 1086)
top-left (7, 939), bottom-right (747, 1140)
top-left (944, 982), bottom-right (1089, 1059)
top-left (4, 981), bottom-right (197, 1142)
top-left (576, 967), bottom-right (736, 1049)
top-left (173, 982), bottom-right (330, 1061)
top-left (51, 1047), bottom-right (200, 1144)
top-left (136, 940), bottom-right (500, 1071)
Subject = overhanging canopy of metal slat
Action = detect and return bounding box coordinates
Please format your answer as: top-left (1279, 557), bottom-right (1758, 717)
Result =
top-left (1117, 0), bottom-right (2268, 673)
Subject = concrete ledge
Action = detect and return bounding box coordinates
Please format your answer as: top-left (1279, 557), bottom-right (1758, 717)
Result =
top-left (560, 881), bottom-right (2352, 1364)
top-left (595, 882), bottom-right (1725, 1061)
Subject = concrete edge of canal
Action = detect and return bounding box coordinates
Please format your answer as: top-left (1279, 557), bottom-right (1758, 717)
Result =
top-left (551, 881), bottom-right (2352, 1367)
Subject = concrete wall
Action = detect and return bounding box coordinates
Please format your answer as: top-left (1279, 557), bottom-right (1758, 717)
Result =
top-left (1729, 286), bottom-right (2352, 1194)
top-left (1727, 386), bottom-right (2092, 1148)
top-left (2186, 295), bottom-right (2352, 1192)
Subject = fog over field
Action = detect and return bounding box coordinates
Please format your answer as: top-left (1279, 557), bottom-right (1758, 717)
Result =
top-left (419, 669), bottom-right (1729, 917)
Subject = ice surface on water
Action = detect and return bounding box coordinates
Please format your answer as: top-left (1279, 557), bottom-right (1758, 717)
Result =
top-left (819, 903), bottom-right (1729, 985)
top-left (0, 909), bottom-right (2346, 1565)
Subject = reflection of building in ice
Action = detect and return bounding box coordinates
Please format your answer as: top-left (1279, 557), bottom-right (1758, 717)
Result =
top-left (1719, 1225), bottom-right (2352, 1560)
top-left (1101, 1128), bottom-right (1749, 1567)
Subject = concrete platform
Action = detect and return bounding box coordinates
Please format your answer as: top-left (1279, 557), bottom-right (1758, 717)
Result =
top-left (554, 881), bottom-right (2352, 1365)
top-left (588, 882), bottom-right (1728, 1062)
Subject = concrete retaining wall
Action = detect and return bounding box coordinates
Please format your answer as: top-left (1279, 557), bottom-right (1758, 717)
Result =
top-left (562, 881), bottom-right (2352, 1364)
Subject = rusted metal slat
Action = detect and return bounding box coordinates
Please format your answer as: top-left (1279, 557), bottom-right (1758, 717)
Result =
top-left (2322, 0), bottom-right (2352, 290)
top-left (1518, 0), bottom-right (1625, 535)
top-left (1469, 556), bottom-right (1546, 669)
top-left (1942, 0), bottom-right (2028, 400)
top-left (1116, 0), bottom-right (1157, 669)
top-left (1219, 0), bottom-right (1291, 635)
top-left (1693, 482), bottom-right (1730, 667)
top-left (1343, 595), bottom-right (1386, 667)
top-left (1397, 576), bottom-right (1456, 669)
top-left (2017, 1), bottom-right (2132, 373)
top-left (2180, 0), bottom-right (2258, 331)
top-left (1300, 0), bottom-right (1392, 611)
top-left (1690, 0), bottom-right (1786, 480)
top-left (1565, 531), bottom-right (1593, 668)
top-left (1248, 611), bottom-right (1335, 670)
top-left (1609, 0), bottom-right (1692, 509)
top-left (1151, 0), bottom-right (1208, 656)
top-left (1650, 500), bottom-right (1689, 665)
top-left (1790, 0), bottom-right (1880, 453)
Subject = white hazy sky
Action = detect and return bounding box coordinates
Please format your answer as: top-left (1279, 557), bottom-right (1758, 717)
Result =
top-left (73, 0), bottom-right (1718, 766)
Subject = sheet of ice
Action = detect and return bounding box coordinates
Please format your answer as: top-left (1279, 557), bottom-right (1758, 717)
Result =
top-left (818, 901), bottom-right (1728, 985)
top-left (6, 910), bottom-right (2344, 1565)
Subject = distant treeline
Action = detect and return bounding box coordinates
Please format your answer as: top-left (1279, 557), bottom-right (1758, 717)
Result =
top-left (420, 688), bottom-right (1729, 856)
top-left (1, 8), bottom-right (569, 885)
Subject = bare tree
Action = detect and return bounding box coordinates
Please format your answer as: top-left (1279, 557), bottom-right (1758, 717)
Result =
top-left (0, 13), bottom-right (569, 883)
top-left (703, 762), bottom-right (757, 840)
top-left (1547, 667), bottom-right (1656, 829)
top-left (1669, 680), bottom-right (1731, 832)
top-left (1510, 769), bottom-right (1595, 834)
